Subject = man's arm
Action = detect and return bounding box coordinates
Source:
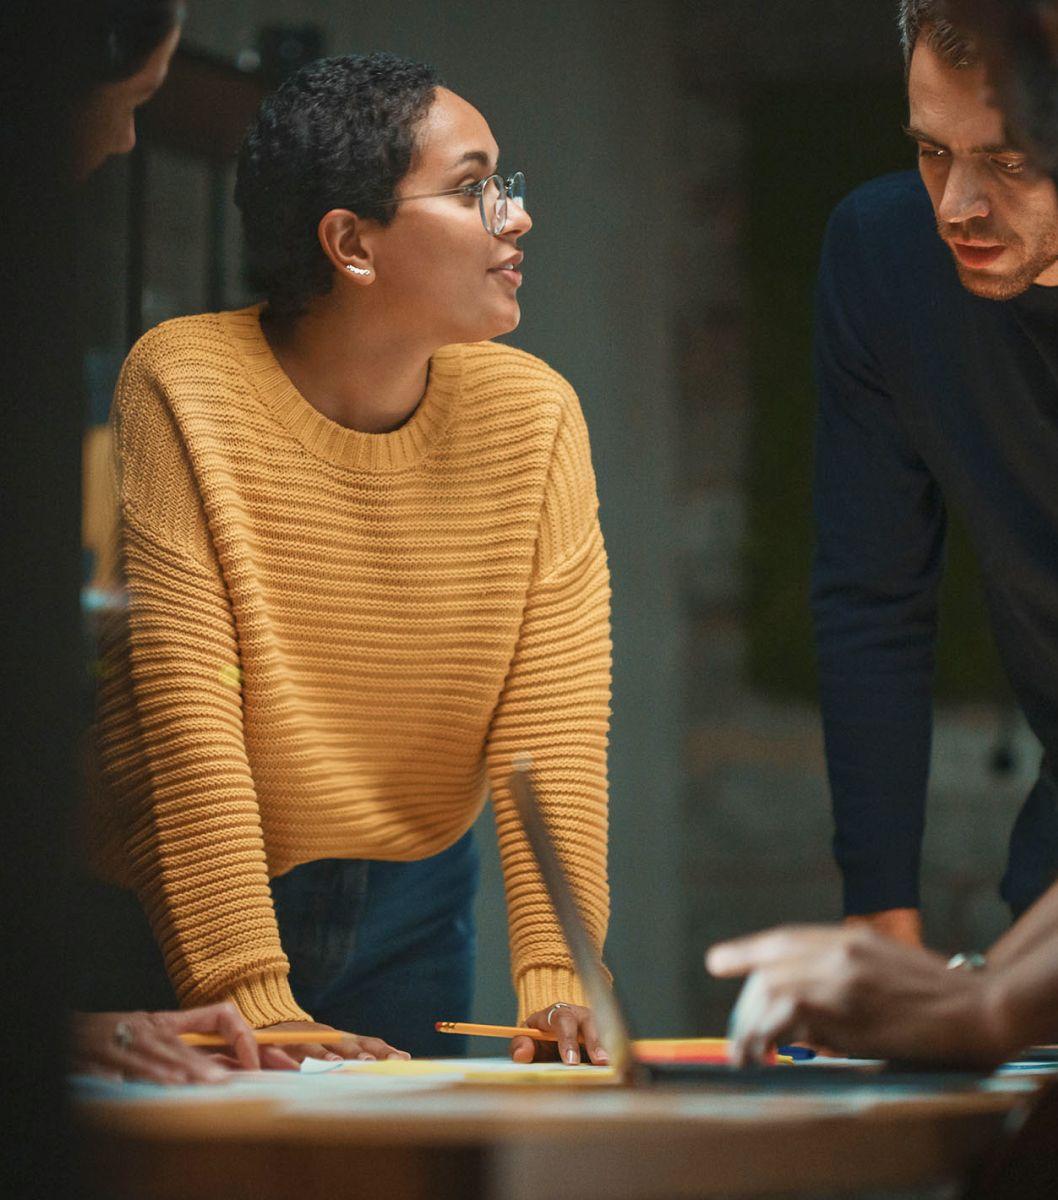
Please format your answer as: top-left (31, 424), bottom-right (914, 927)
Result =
top-left (708, 899), bottom-right (1058, 1067)
top-left (987, 879), bottom-right (1058, 969)
top-left (844, 907), bottom-right (923, 946)
top-left (812, 193), bottom-right (946, 929)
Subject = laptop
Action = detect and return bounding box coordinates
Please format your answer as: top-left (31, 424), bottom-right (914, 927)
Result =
top-left (507, 760), bottom-right (988, 1091)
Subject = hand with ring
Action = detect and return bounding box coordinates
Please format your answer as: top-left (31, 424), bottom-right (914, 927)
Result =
top-left (510, 1001), bottom-right (609, 1066)
top-left (70, 1003), bottom-right (273, 1085)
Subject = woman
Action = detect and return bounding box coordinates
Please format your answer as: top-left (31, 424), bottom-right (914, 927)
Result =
top-left (76, 0), bottom-right (183, 179)
top-left (68, 0), bottom-right (284, 1086)
top-left (90, 51), bottom-right (612, 1064)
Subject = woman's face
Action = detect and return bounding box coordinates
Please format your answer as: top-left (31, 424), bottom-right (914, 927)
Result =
top-left (75, 24), bottom-right (181, 181)
top-left (365, 87), bottom-right (532, 345)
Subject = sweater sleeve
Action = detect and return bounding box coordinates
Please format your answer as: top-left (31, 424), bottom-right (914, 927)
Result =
top-left (812, 194), bottom-right (945, 916)
top-left (93, 346), bottom-right (311, 1026)
top-left (484, 385), bottom-right (612, 1021)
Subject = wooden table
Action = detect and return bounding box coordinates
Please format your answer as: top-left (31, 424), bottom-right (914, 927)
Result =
top-left (76, 1067), bottom-right (1042, 1200)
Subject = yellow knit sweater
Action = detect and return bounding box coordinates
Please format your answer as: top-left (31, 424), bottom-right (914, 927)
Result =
top-left (89, 306), bottom-right (611, 1027)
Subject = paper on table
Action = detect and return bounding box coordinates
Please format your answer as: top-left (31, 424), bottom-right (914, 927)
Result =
top-left (300, 1056), bottom-right (617, 1084)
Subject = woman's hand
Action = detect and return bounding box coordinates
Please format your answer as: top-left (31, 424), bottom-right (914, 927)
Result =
top-left (259, 1020), bottom-right (411, 1064)
top-left (71, 1002), bottom-right (267, 1085)
top-left (510, 1002), bottom-right (609, 1065)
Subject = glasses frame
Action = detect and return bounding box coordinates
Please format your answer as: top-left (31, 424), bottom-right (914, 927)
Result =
top-left (377, 171), bottom-right (526, 236)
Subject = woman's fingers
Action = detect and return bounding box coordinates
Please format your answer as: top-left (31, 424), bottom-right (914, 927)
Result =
top-left (139, 1020), bottom-right (231, 1084)
top-left (516, 1003), bottom-right (605, 1065)
top-left (551, 1006), bottom-right (584, 1065)
top-left (339, 1035), bottom-right (410, 1062)
top-left (72, 1013), bottom-right (230, 1085)
top-left (152, 1002), bottom-right (261, 1071)
top-left (509, 1035), bottom-right (537, 1063)
top-left (295, 1040), bottom-right (343, 1061)
top-left (259, 1045), bottom-right (300, 1070)
top-left (255, 1021), bottom-right (407, 1064)
top-left (255, 1021), bottom-right (345, 1063)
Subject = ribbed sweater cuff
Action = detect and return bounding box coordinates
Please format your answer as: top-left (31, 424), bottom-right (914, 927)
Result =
top-left (226, 970), bottom-right (313, 1028)
top-left (516, 965), bottom-right (589, 1023)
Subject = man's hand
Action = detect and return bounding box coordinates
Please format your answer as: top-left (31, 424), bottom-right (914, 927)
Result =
top-left (510, 1003), bottom-right (609, 1066)
top-left (260, 1020), bottom-right (410, 1065)
top-left (707, 924), bottom-right (1008, 1068)
top-left (844, 907), bottom-right (924, 946)
top-left (71, 1002), bottom-right (267, 1084)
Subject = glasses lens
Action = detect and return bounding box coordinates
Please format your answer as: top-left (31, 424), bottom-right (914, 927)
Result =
top-left (480, 175), bottom-right (504, 235)
top-left (508, 172), bottom-right (526, 210)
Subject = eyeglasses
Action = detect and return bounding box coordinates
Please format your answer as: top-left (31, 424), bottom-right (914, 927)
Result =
top-left (379, 172), bottom-right (527, 236)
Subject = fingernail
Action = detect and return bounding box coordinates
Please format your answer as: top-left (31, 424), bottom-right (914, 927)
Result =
top-left (386, 1052), bottom-right (404, 1060)
top-left (357, 1053), bottom-right (376, 1061)
top-left (324, 1052), bottom-right (343, 1062)
top-left (204, 1064), bottom-right (227, 1084)
top-left (593, 1048), bottom-right (609, 1063)
top-left (565, 1048), bottom-right (578, 1065)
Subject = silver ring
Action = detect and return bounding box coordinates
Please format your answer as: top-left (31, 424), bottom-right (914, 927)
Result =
top-left (545, 1003), bottom-right (572, 1028)
top-left (113, 1020), bottom-right (134, 1051)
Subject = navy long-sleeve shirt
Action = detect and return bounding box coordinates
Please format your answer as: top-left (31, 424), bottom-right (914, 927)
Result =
top-left (813, 170), bottom-right (1058, 916)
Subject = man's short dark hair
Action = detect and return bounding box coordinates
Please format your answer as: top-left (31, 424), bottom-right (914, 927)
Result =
top-left (234, 52), bottom-right (443, 321)
top-left (898, 0), bottom-right (979, 70)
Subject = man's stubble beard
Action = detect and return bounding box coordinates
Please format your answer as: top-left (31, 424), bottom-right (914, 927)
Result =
top-left (938, 214), bottom-right (1058, 300)
top-left (953, 258), bottom-right (1046, 299)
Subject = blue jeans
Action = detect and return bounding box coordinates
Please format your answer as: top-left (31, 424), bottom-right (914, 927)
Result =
top-left (74, 831), bottom-right (480, 1058)
top-left (270, 830), bottom-right (480, 1057)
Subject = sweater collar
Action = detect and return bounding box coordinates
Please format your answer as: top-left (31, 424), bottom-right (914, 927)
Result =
top-left (221, 305), bottom-right (461, 473)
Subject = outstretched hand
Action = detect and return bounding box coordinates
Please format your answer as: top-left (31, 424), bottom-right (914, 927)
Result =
top-left (258, 1020), bottom-right (411, 1065)
top-left (707, 924), bottom-right (1006, 1068)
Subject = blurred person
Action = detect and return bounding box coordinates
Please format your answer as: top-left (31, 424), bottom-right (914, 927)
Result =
top-left (708, 0), bottom-right (1058, 1066)
top-left (83, 52), bottom-right (612, 1068)
top-left (75, 1), bottom-right (183, 179)
top-left (69, 0), bottom-right (295, 1084)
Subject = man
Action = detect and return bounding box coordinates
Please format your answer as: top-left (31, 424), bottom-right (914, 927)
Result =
top-left (817, 0), bottom-right (1058, 950)
top-left (709, 0), bottom-right (1058, 1065)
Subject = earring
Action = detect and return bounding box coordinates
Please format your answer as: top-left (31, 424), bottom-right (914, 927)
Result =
top-left (346, 264), bottom-right (372, 276)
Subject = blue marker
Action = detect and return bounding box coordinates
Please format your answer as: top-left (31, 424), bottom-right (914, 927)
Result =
top-left (778, 1045), bottom-right (816, 1061)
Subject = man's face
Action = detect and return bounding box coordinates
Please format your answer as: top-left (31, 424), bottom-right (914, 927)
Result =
top-left (907, 34), bottom-right (1058, 298)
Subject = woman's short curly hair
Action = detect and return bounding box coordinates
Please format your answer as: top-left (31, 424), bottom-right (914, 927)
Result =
top-left (234, 51), bottom-right (443, 320)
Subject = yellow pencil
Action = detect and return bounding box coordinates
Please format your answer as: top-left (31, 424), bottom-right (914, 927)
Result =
top-left (178, 1029), bottom-right (350, 1048)
top-left (436, 1023), bottom-right (730, 1052)
top-left (435, 1024), bottom-right (792, 1064)
top-left (436, 1021), bottom-right (559, 1042)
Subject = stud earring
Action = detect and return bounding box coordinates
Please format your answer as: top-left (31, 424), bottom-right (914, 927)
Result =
top-left (346, 264), bottom-right (372, 276)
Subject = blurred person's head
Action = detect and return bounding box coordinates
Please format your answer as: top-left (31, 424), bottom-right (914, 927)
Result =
top-left (900, 0), bottom-right (1058, 296)
top-left (75, 0), bottom-right (183, 179)
top-left (234, 52), bottom-right (532, 347)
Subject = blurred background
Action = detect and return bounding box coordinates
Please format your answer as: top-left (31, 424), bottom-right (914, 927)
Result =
top-left (78, 0), bottom-right (1038, 1039)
